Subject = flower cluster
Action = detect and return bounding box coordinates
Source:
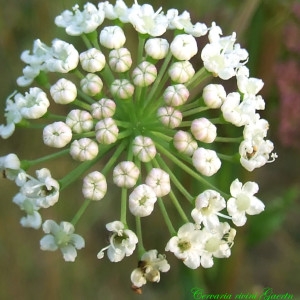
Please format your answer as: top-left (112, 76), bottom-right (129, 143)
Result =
top-left (0, 0), bottom-right (276, 292)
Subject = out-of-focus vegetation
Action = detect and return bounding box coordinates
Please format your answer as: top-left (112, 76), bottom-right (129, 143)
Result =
top-left (1, 0), bottom-right (300, 299)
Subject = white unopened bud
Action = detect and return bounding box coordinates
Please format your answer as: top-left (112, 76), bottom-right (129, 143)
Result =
top-left (129, 184), bottom-right (157, 217)
top-left (163, 84), bottom-right (189, 106)
top-left (91, 98), bottom-right (116, 119)
top-left (145, 38), bottom-right (169, 60)
top-left (113, 161), bottom-right (140, 188)
top-left (168, 61), bottom-right (195, 83)
top-left (132, 136), bottom-right (156, 162)
top-left (192, 148), bottom-right (221, 176)
top-left (109, 48), bottom-right (132, 72)
top-left (82, 171), bottom-right (107, 200)
top-left (145, 168), bottom-right (170, 197)
top-left (132, 61), bottom-right (157, 87)
top-left (70, 138), bottom-right (99, 161)
top-left (43, 122), bottom-right (72, 148)
top-left (191, 118), bottom-right (217, 143)
top-left (170, 34), bottom-right (198, 61)
top-left (99, 26), bottom-right (126, 49)
top-left (173, 130), bottom-right (197, 156)
top-left (157, 106), bottom-right (182, 129)
top-left (203, 84), bottom-right (226, 109)
top-left (95, 118), bottom-right (119, 144)
top-left (111, 79), bottom-right (134, 99)
top-left (80, 73), bottom-right (103, 96)
top-left (50, 78), bottom-right (77, 104)
top-left (80, 48), bottom-right (106, 72)
top-left (66, 109), bottom-right (93, 133)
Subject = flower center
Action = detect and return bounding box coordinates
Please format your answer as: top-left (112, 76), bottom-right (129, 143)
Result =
top-left (178, 239), bottom-right (191, 252)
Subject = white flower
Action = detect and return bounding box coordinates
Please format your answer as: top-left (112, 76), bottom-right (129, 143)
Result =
top-left (40, 220), bottom-right (85, 262)
top-left (82, 171), bottom-right (107, 201)
top-left (0, 91), bottom-right (22, 139)
top-left (100, 0), bottom-right (130, 22)
top-left (165, 223), bottom-right (203, 269)
top-left (132, 135), bottom-right (156, 162)
top-left (145, 168), bottom-right (170, 197)
top-left (168, 61), bottom-right (195, 83)
top-left (79, 48), bottom-right (106, 72)
top-left (91, 98), bottom-right (116, 120)
top-left (43, 121), bottom-right (72, 148)
top-left (50, 78), bottom-right (77, 104)
top-left (227, 179), bottom-right (264, 226)
top-left (70, 138), bottom-right (99, 161)
top-left (191, 190), bottom-right (226, 229)
top-left (128, 3), bottom-right (168, 37)
top-left (129, 184), bottom-right (157, 217)
top-left (132, 61), bottom-right (157, 87)
top-left (0, 153), bottom-right (21, 181)
top-left (13, 193), bottom-right (42, 229)
top-left (191, 118), bottom-right (217, 143)
top-left (80, 73), bottom-right (103, 96)
top-left (55, 3), bottom-right (105, 36)
top-left (110, 79), bottom-right (135, 99)
top-left (131, 249), bottom-right (170, 288)
top-left (109, 48), bottom-right (132, 73)
top-left (173, 130), bottom-right (198, 156)
top-left (192, 148), bottom-right (221, 176)
top-left (45, 39), bottom-right (79, 73)
top-left (200, 222), bottom-right (234, 268)
top-left (157, 106), bottom-right (182, 129)
top-left (99, 26), bottom-right (126, 49)
top-left (163, 84), bottom-right (189, 107)
top-left (14, 87), bottom-right (49, 119)
top-left (20, 168), bottom-right (60, 208)
top-left (221, 92), bottom-right (256, 127)
top-left (95, 118), bottom-right (119, 144)
top-left (202, 84), bottom-right (226, 109)
top-left (66, 109), bottom-right (93, 133)
top-left (97, 221), bottom-right (138, 262)
top-left (113, 161), bottom-right (140, 188)
top-left (170, 34), bottom-right (198, 61)
top-left (145, 38), bottom-right (169, 60)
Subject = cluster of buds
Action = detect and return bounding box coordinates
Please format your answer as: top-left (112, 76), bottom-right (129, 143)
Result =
top-left (0, 0), bottom-right (276, 292)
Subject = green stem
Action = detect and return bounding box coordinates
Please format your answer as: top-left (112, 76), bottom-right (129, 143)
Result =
top-left (157, 197), bottom-right (176, 236)
top-left (169, 190), bottom-right (190, 223)
top-left (182, 106), bottom-right (210, 117)
top-left (136, 216), bottom-right (146, 258)
top-left (186, 67), bottom-right (211, 90)
top-left (120, 188), bottom-right (128, 226)
top-left (215, 136), bottom-right (243, 143)
top-left (73, 99), bottom-right (92, 111)
top-left (71, 199), bottom-right (91, 226)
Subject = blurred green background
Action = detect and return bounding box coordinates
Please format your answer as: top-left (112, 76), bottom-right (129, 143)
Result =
top-left (1, 0), bottom-right (300, 299)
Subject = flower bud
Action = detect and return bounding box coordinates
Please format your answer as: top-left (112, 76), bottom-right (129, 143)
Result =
top-left (168, 61), bottom-right (195, 83)
top-left (129, 184), bottom-right (157, 217)
top-left (113, 161), bottom-right (140, 188)
top-left (50, 78), bottom-right (77, 104)
top-left (145, 38), bottom-right (169, 60)
top-left (173, 130), bottom-right (197, 156)
top-left (91, 98), bottom-right (116, 120)
top-left (163, 84), bottom-right (189, 106)
top-left (110, 79), bottom-right (134, 99)
top-left (157, 106), bottom-right (182, 129)
top-left (70, 138), bottom-right (99, 161)
top-left (66, 109), bottom-right (93, 133)
top-left (80, 73), bottom-right (103, 96)
top-left (79, 48), bottom-right (106, 72)
top-left (132, 61), bottom-right (157, 87)
top-left (95, 118), bottom-right (119, 144)
top-left (43, 121), bottom-right (72, 148)
top-left (145, 168), bottom-right (170, 197)
top-left (99, 26), bottom-right (126, 49)
top-left (203, 84), bottom-right (226, 109)
top-left (170, 34), bottom-right (198, 61)
top-left (132, 136), bottom-right (156, 162)
top-left (82, 171), bottom-right (107, 200)
top-left (192, 147), bottom-right (221, 176)
top-left (109, 48), bottom-right (132, 72)
top-left (191, 118), bottom-right (217, 143)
